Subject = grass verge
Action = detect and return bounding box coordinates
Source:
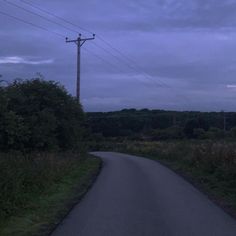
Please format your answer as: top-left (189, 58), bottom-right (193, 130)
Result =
top-left (0, 154), bottom-right (101, 236)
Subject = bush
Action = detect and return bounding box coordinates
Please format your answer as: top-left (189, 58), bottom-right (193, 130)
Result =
top-left (0, 79), bottom-right (86, 151)
top-left (206, 127), bottom-right (224, 140)
top-left (230, 127), bottom-right (236, 138)
top-left (149, 126), bottom-right (184, 140)
top-left (193, 128), bottom-right (206, 139)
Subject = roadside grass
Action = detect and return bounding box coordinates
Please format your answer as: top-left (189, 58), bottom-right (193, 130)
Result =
top-left (0, 153), bottom-right (101, 236)
top-left (90, 140), bottom-right (236, 217)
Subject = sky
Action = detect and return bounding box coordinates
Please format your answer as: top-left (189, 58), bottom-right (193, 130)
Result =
top-left (1, 0), bottom-right (236, 112)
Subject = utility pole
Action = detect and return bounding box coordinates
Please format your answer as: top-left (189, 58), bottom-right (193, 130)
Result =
top-left (223, 111), bottom-right (226, 133)
top-left (66, 33), bottom-right (95, 102)
top-left (172, 114), bottom-right (176, 126)
top-left (221, 110), bottom-right (226, 137)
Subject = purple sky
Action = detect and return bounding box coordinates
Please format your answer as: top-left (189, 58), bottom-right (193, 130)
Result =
top-left (1, 0), bottom-right (236, 111)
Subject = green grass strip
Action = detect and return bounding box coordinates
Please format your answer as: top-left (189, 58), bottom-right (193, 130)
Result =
top-left (0, 155), bottom-right (101, 236)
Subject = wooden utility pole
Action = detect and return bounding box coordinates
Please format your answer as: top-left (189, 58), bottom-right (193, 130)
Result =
top-left (66, 34), bottom-right (95, 102)
top-left (223, 111), bottom-right (226, 133)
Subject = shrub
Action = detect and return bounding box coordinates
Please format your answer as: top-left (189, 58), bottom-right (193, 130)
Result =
top-left (0, 79), bottom-right (86, 151)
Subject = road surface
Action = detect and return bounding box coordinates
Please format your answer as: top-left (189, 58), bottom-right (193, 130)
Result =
top-left (51, 152), bottom-right (236, 236)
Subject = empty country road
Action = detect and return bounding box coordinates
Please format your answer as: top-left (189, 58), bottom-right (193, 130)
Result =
top-left (51, 152), bottom-right (236, 236)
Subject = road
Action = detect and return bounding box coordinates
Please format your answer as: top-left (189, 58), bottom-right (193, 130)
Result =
top-left (51, 152), bottom-right (236, 236)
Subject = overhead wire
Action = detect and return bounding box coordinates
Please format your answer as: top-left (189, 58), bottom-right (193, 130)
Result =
top-left (83, 47), bottom-right (129, 74)
top-left (19, 0), bottom-right (93, 35)
top-left (16, 0), bottom-right (166, 88)
top-left (18, 0), bottom-right (166, 87)
top-left (91, 42), bottom-right (165, 87)
top-left (3, 0), bottom-right (79, 34)
top-left (1, 1), bottom-right (137, 73)
top-left (0, 10), bottom-right (65, 38)
top-left (3, 0), bottom-right (190, 105)
top-left (0, 6), bottom-right (134, 77)
top-left (3, 0), bottom-right (124, 71)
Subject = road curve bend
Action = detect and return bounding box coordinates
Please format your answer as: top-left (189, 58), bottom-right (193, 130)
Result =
top-left (51, 152), bottom-right (236, 236)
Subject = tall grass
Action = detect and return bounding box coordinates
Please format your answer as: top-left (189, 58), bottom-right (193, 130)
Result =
top-left (0, 152), bottom-right (85, 220)
top-left (122, 141), bottom-right (236, 179)
top-left (91, 140), bottom-right (236, 176)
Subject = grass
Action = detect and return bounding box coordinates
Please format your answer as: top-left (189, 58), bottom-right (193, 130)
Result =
top-left (0, 152), bottom-right (101, 236)
top-left (90, 140), bottom-right (236, 218)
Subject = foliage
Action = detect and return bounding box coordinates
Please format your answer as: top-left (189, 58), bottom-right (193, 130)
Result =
top-left (0, 78), bottom-right (86, 151)
top-left (0, 78), bottom-right (96, 235)
top-left (0, 152), bottom-right (101, 236)
top-left (150, 126), bottom-right (184, 140)
top-left (87, 109), bottom-right (234, 141)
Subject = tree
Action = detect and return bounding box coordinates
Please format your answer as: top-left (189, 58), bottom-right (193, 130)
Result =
top-left (0, 78), bottom-right (86, 151)
top-left (230, 127), bottom-right (236, 138)
top-left (193, 128), bottom-right (206, 139)
top-left (184, 119), bottom-right (199, 138)
top-left (206, 127), bottom-right (224, 140)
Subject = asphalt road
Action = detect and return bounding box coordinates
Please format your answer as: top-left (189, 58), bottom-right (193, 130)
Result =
top-left (51, 152), bottom-right (236, 236)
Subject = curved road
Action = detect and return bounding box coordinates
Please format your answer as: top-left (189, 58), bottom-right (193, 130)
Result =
top-left (52, 152), bottom-right (236, 236)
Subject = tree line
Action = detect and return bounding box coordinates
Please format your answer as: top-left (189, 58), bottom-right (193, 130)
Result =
top-left (87, 109), bottom-right (236, 140)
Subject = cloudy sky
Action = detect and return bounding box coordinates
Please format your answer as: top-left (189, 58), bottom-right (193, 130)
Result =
top-left (1, 0), bottom-right (236, 111)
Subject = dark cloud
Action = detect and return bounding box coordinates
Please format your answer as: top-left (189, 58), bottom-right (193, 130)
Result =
top-left (84, 0), bottom-right (236, 32)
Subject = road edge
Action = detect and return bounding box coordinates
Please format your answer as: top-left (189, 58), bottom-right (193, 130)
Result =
top-left (48, 154), bottom-right (103, 236)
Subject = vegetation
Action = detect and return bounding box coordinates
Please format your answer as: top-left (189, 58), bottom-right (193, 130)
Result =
top-left (0, 153), bottom-right (101, 236)
top-left (0, 78), bottom-right (86, 152)
top-left (0, 78), bottom-right (100, 235)
top-left (87, 109), bottom-right (236, 140)
top-left (87, 109), bottom-right (236, 216)
top-left (2, 77), bottom-right (236, 233)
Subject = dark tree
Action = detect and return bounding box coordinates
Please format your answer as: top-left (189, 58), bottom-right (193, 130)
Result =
top-left (0, 79), bottom-right (86, 151)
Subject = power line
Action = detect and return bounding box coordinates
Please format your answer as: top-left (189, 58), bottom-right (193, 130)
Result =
top-left (6, 0), bottom-right (190, 104)
top-left (16, 0), bottom-right (143, 75)
top-left (91, 42), bottom-right (148, 75)
top-left (12, 0), bottom-right (166, 86)
top-left (19, 0), bottom-right (170, 88)
top-left (17, 2), bottom-right (152, 68)
top-left (83, 47), bottom-right (130, 74)
top-left (0, 10), bottom-right (64, 38)
top-left (7, 0), bottom-right (125, 71)
top-left (19, 0), bottom-right (136, 65)
top-left (18, 0), bottom-right (190, 102)
top-left (3, 0), bottom-right (79, 34)
top-left (0, 0), bottom-right (159, 97)
top-left (97, 36), bottom-right (169, 87)
top-left (0, 2), bottom-right (133, 97)
top-left (83, 48), bottom-right (166, 95)
top-left (89, 41), bottom-right (166, 88)
top-left (20, 0), bottom-right (93, 35)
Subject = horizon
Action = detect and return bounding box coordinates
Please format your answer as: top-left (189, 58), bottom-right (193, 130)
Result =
top-left (85, 107), bottom-right (232, 113)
